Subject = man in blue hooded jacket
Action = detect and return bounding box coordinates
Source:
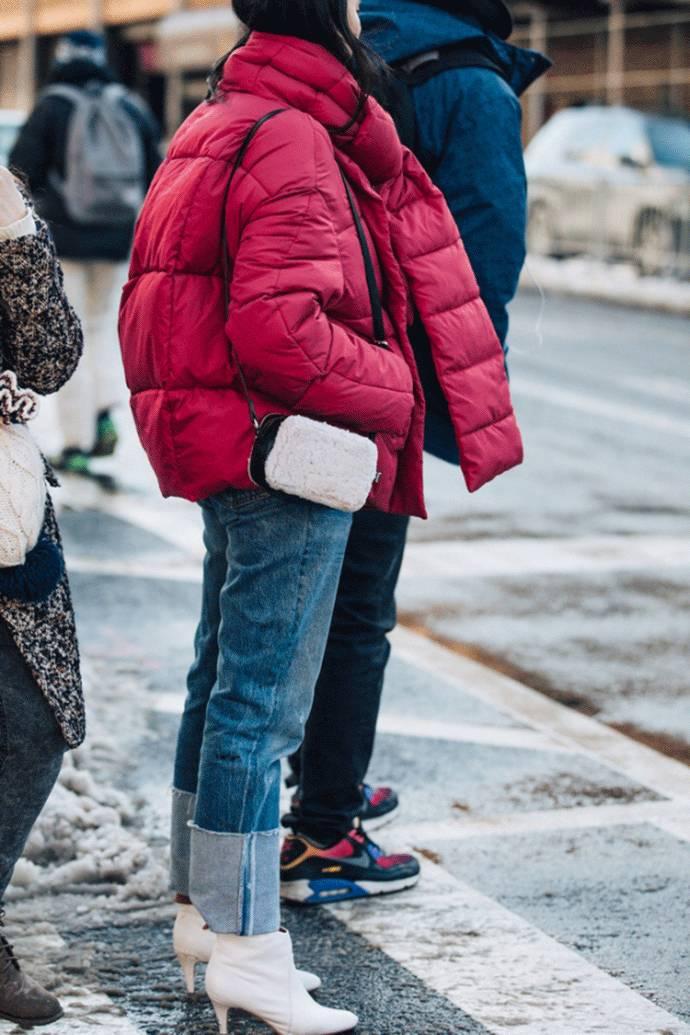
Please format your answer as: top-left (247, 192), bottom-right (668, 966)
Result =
top-left (280, 0), bottom-right (550, 905)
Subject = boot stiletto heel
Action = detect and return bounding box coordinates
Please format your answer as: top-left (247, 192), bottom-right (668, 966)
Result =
top-left (176, 952), bottom-right (197, 994)
top-left (212, 999), bottom-right (229, 1035)
top-left (173, 904), bottom-right (322, 995)
top-left (206, 929), bottom-right (357, 1035)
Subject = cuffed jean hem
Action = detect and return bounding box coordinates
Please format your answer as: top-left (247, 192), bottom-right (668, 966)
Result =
top-left (170, 788), bottom-right (196, 896)
top-left (189, 825), bottom-right (281, 936)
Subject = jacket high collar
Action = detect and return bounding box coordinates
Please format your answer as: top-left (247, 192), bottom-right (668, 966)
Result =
top-left (220, 32), bottom-right (403, 186)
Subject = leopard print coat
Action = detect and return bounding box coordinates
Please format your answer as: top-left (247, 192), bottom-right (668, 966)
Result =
top-left (0, 212), bottom-right (85, 748)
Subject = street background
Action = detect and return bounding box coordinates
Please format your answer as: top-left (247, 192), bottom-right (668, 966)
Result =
top-left (1, 0), bottom-right (689, 1032)
top-left (2, 288), bottom-right (688, 1035)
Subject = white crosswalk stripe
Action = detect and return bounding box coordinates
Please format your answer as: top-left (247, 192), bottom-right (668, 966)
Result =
top-left (335, 859), bottom-right (690, 1035)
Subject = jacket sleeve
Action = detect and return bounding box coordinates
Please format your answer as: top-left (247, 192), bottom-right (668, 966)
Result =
top-left (0, 213), bottom-right (83, 394)
top-left (415, 68), bottom-right (527, 350)
top-left (382, 147), bottom-right (523, 492)
top-left (8, 99), bottom-right (58, 196)
top-left (226, 117), bottom-right (415, 438)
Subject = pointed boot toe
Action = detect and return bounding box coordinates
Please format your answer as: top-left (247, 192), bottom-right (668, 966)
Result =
top-left (174, 905), bottom-right (322, 997)
top-left (206, 929), bottom-right (357, 1034)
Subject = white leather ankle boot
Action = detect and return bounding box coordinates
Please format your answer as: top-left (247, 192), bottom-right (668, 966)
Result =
top-left (206, 929), bottom-right (358, 1035)
top-left (173, 905), bottom-right (321, 996)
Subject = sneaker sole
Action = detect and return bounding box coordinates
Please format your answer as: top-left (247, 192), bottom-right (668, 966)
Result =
top-left (360, 803), bottom-right (400, 834)
top-left (281, 873), bottom-right (419, 905)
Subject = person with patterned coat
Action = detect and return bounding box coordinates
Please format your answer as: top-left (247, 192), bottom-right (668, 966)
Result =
top-left (0, 165), bottom-right (84, 1030)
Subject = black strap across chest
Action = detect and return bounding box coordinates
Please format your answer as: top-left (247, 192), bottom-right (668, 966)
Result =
top-left (220, 109), bottom-right (390, 429)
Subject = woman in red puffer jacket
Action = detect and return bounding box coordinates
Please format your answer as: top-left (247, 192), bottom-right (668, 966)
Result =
top-left (119, 2), bottom-right (522, 1031)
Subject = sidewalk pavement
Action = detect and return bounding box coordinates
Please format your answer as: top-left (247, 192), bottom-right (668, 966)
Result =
top-left (5, 291), bottom-right (688, 1033)
top-left (3, 488), bottom-right (688, 1035)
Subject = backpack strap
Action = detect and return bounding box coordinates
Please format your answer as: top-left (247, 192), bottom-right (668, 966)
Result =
top-left (397, 40), bottom-right (507, 87)
top-left (387, 41), bottom-right (508, 173)
top-left (40, 83), bottom-right (85, 106)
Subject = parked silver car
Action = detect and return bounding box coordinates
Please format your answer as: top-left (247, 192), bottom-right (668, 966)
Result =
top-left (0, 110), bottom-right (24, 168)
top-left (525, 106), bottom-right (690, 276)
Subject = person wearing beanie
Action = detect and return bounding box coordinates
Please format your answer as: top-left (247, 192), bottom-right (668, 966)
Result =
top-left (10, 30), bottom-right (162, 478)
top-left (282, 0), bottom-right (549, 902)
top-left (0, 165), bottom-right (84, 1029)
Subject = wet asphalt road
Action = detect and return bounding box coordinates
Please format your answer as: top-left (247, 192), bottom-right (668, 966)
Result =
top-left (6, 291), bottom-right (689, 1035)
top-left (407, 292), bottom-right (690, 760)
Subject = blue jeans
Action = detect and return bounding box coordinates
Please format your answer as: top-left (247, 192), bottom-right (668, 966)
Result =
top-left (171, 488), bottom-right (351, 935)
top-left (289, 510), bottom-right (409, 840)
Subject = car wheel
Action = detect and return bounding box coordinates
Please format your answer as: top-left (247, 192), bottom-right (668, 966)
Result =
top-left (636, 210), bottom-right (676, 277)
top-left (527, 202), bottom-right (556, 257)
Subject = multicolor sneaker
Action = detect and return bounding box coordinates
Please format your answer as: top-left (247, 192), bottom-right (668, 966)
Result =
top-left (360, 784), bottom-right (399, 831)
top-left (286, 783), bottom-right (400, 833)
top-left (280, 828), bottom-right (420, 905)
top-left (91, 410), bottom-right (119, 458)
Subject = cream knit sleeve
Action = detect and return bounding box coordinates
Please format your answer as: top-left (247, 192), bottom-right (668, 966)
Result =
top-left (0, 211), bottom-right (36, 242)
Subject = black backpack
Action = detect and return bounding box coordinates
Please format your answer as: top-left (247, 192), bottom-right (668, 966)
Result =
top-left (377, 40), bottom-right (507, 175)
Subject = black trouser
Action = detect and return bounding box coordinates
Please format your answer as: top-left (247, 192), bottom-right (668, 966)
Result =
top-left (0, 620), bottom-right (66, 903)
top-left (289, 509), bottom-right (409, 842)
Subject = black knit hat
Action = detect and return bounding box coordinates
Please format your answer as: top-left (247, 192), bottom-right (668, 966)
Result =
top-left (423, 0), bottom-right (514, 40)
top-left (54, 30), bottom-right (107, 67)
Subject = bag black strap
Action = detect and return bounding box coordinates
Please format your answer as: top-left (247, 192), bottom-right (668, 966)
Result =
top-left (221, 110), bottom-right (389, 432)
top-left (338, 170), bottom-right (389, 349)
top-left (221, 109), bottom-right (287, 431)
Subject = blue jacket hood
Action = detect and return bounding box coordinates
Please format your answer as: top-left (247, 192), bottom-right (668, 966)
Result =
top-left (361, 0), bottom-right (550, 96)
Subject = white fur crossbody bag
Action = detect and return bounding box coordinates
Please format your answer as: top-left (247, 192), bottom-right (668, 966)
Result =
top-left (222, 110), bottom-right (387, 514)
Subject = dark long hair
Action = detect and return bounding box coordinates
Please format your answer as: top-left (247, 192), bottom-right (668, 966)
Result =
top-left (208, 0), bottom-right (385, 130)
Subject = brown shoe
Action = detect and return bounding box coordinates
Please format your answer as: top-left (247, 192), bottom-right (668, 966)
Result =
top-left (0, 912), bottom-right (63, 1029)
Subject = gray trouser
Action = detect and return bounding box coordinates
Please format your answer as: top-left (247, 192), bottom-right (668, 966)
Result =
top-left (0, 620), bottom-right (66, 902)
top-left (58, 260), bottom-right (129, 453)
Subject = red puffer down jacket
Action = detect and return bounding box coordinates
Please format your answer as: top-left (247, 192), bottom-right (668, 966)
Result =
top-left (119, 32), bottom-right (523, 518)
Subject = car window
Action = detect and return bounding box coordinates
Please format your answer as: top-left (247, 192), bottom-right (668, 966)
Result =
top-left (566, 113), bottom-right (619, 166)
top-left (603, 112), bottom-right (649, 165)
top-left (526, 110), bottom-right (604, 166)
top-left (646, 116), bottom-right (690, 171)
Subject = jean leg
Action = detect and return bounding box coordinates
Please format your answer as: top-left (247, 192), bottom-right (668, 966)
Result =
top-left (170, 502), bottom-right (228, 896)
top-left (189, 490), bottom-right (351, 934)
top-left (0, 622), bottom-right (66, 902)
top-left (294, 510), bottom-right (409, 841)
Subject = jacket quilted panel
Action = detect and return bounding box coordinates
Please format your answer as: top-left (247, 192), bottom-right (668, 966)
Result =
top-left (120, 32), bottom-right (523, 516)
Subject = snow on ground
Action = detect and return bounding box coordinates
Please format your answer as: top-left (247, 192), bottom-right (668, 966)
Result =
top-left (521, 254), bottom-right (690, 315)
top-left (7, 663), bottom-right (168, 905)
top-left (8, 750), bottom-right (166, 903)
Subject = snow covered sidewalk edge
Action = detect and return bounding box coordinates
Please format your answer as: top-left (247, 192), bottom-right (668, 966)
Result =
top-left (520, 255), bottom-right (690, 316)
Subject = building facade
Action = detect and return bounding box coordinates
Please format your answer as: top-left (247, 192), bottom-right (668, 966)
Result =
top-left (0, 1), bottom-right (688, 137)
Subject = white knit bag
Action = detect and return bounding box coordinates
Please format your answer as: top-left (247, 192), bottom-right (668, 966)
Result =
top-left (0, 373), bottom-right (46, 568)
